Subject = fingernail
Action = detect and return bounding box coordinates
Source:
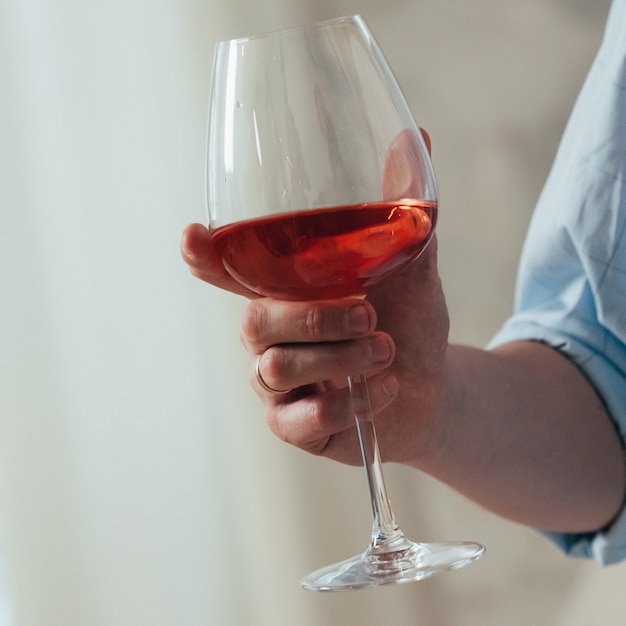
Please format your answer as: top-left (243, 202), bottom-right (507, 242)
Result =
top-left (369, 336), bottom-right (392, 363)
top-left (346, 303), bottom-right (371, 334)
top-left (180, 235), bottom-right (194, 262)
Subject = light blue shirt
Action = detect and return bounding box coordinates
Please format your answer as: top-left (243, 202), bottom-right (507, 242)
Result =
top-left (489, 0), bottom-right (626, 565)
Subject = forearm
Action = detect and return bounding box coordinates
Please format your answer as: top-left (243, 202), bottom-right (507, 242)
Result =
top-left (414, 340), bottom-right (625, 533)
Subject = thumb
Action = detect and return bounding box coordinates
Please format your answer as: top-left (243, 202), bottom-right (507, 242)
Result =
top-left (381, 127), bottom-right (433, 201)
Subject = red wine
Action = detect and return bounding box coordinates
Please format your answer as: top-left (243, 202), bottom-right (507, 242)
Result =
top-left (210, 200), bottom-right (437, 300)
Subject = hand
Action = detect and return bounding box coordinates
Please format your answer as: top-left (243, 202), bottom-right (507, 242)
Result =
top-left (181, 127), bottom-right (448, 467)
top-left (240, 236), bottom-right (450, 467)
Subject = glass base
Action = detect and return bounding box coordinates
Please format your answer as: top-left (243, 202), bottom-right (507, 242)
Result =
top-left (301, 535), bottom-right (485, 591)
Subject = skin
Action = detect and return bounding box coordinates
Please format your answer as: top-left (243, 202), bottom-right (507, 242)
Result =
top-left (181, 131), bottom-right (625, 535)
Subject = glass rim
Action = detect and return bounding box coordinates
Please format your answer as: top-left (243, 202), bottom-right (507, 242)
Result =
top-left (214, 14), bottom-right (367, 47)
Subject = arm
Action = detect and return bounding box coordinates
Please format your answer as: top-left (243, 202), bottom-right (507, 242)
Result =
top-left (429, 341), bottom-right (624, 533)
top-left (181, 226), bottom-right (625, 534)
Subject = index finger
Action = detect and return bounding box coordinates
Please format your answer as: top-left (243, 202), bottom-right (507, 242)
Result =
top-left (181, 222), bottom-right (259, 297)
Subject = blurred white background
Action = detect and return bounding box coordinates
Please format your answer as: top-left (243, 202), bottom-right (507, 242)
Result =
top-left (1, 0), bottom-right (624, 624)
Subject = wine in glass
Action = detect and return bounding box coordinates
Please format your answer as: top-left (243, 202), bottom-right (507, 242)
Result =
top-left (206, 15), bottom-right (485, 591)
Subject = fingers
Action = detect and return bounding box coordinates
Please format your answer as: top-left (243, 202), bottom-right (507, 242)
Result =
top-left (251, 332), bottom-right (395, 393)
top-left (240, 298), bottom-right (378, 352)
top-left (243, 296), bottom-right (399, 462)
top-left (242, 296), bottom-right (395, 396)
top-left (259, 371), bottom-right (400, 463)
top-left (180, 223), bottom-right (258, 297)
top-left (180, 222), bottom-right (215, 277)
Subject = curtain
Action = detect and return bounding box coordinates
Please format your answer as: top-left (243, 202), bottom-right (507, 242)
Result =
top-left (0, 1), bottom-right (620, 625)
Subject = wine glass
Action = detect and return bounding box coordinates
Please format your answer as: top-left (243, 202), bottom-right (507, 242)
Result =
top-left (205, 15), bottom-right (485, 591)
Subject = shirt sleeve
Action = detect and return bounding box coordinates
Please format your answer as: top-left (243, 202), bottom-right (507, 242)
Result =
top-left (488, 0), bottom-right (626, 565)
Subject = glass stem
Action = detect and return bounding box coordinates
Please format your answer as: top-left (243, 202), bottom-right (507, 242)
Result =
top-left (348, 374), bottom-right (402, 549)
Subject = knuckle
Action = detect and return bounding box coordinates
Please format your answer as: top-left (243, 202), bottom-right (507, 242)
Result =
top-left (260, 346), bottom-right (288, 383)
top-left (265, 396), bottom-right (327, 449)
top-left (303, 304), bottom-right (328, 340)
top-left (240, 301), bottom-right (267, 344)
top-left (301, 395), bottom-right (326, 430)
top-left (265, 407), bottom-right (286, 441)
